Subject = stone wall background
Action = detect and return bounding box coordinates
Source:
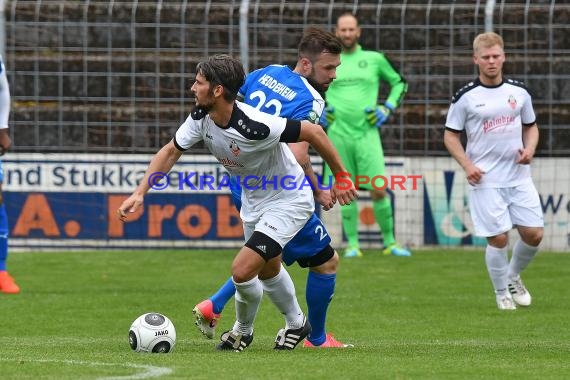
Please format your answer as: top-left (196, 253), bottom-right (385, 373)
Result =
top-left (5, 1), bottom-right (569, 156)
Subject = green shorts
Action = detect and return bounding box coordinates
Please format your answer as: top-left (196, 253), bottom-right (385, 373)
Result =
top-left (323, 128), bottom-right (385, 190)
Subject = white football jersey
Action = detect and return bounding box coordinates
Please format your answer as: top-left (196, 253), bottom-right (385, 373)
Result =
top-left (174, 101), bottom-right (314, 223)
top-left (445, 78), bottom-right (537, 188)
top-left (0, 56), bottom-right (10, 130)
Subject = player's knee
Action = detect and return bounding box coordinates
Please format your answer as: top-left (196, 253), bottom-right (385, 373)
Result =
top-left (487, 233), bottom-right (508, 248)
top-left (522, 228), bottom-right (543, 247)
top-left (231, 270), bottom-right (250, 284)
top-left (231, 261), bottom-right (254, 283)
top-left (258, 258), bottom-right (282, 280)
top-left (231, 245), bottom-right (270, 283)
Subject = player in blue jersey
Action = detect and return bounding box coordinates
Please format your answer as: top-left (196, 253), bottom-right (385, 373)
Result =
top-left (0, 56), bottom-right (19, 294)
top-left (193, 28), bottom-right (352, 348)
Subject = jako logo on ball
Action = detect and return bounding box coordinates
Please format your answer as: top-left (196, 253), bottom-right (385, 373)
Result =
top-left (129, 312), bottom-right (176, 353)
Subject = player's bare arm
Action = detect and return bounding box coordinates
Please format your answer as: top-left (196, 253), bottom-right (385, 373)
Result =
top-left (518, 123), bottom-right (539, 164)
top-left (118, 140), bottom-right (183, 221)
top-left (298, 120), bottom-right (357, 205)
top-left (288, 141), bottom-right (333, 210)
top-left (443, 129), bottom-right (484, 185)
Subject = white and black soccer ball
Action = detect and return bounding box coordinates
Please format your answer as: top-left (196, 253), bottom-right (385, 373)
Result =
top-left (129, 312), bottom-right (176, 353)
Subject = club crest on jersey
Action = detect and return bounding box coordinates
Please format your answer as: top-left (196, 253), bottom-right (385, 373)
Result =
top-left (358, 60), bottom-right (367, 68)
top-left (229, 139), bottom-right (241, 156)
top-left (308, 110), bottom-right (319, 123)
top-left (508, 95), bottom-right (517, 110)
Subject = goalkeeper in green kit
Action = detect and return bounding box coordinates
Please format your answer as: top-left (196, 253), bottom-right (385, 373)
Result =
top-left (323, 12), bottom-right (410, 258)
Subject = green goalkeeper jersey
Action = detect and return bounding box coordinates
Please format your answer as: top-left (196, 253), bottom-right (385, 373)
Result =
top-left (325, 44), bottom-right (407, 138)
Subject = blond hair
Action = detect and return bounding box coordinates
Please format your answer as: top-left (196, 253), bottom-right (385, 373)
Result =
top-left (473, 32), bottom-right (504, 53)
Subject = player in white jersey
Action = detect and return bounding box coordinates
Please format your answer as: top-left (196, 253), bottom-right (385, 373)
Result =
top-left (444, 32), bottom-right (543, 311)
top-left (0, 56), bottom-right (20, 294)
top-left (117, 54), bottom-right (357, 351)
top-left (192, 28), bottom-right (352, 348)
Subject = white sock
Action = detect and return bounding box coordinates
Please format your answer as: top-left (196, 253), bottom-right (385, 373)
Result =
top-left (232, 276), bottom-right (263, 336)
top-left (261, 265), bottom-right (304, 330)
top-left (485, 245), bottom-right (509, 295)
top-left (508, 239), bottom-right (539, 279)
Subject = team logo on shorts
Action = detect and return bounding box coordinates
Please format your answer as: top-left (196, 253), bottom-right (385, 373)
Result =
top-left (508, 95), bottom-right (517, 110)
top-left (229, 139), bottom-right (241, 157)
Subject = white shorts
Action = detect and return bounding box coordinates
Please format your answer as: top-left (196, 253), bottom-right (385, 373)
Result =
top-left (243, 200), bottom-right (314, 248)
top-left (468, 181), bottom-right (544, 237)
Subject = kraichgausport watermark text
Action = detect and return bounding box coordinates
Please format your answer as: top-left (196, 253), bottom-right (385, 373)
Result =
top-left (147, 171), bottom-right (422, 191)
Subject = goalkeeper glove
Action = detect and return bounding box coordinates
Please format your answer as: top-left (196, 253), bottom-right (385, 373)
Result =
top-left (321, 105), bottom-right (335, 129)
top-left (364, 102), bottom-right (395, 128)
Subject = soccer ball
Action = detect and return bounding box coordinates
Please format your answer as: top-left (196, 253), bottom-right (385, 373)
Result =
top-left (128, 312), bottom-right (176, 353)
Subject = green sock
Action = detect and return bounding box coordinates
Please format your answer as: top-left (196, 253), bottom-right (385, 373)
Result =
top-left (373, 198), bottom-right (395, 247)
top-left (340, 201), bottom-right (359, 249)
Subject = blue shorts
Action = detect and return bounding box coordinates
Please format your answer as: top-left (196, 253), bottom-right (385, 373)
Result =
top-left (230, 175), bottom-right (332, 266)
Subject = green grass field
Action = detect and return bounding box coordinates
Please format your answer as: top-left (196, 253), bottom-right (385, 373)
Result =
top-left (1, 249), bottom-right (569, 379)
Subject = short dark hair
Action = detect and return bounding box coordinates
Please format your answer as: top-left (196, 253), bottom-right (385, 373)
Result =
top-left (196, 54), bottom-right (245, 101)
top-left (297, 27), bottom-right (342, 61)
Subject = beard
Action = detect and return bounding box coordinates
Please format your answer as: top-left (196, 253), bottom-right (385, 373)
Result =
top-left (341, 38), bottom-right (357, 51)
top-left (305, 74), bottom-right (327, 96)
top-left (194, 89), bottom-right (216, 112)
top-left (195, 102), bottom-right (213, 113)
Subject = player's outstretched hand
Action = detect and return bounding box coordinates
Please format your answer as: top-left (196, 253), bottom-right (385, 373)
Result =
top-left (117, 193), bottom-right (144, 222)
top-left (331, 178), bottom-right (358, 206)
top-left (364, 103), bottom-right (394, 128)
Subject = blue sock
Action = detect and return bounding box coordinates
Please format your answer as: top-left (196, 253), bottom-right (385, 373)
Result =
top-left (306, 271), bottom-right (336, 345)
top-left (0, 204), bottom-right (8, 271)
top-left (210, 276), bottom-right (236, 314)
